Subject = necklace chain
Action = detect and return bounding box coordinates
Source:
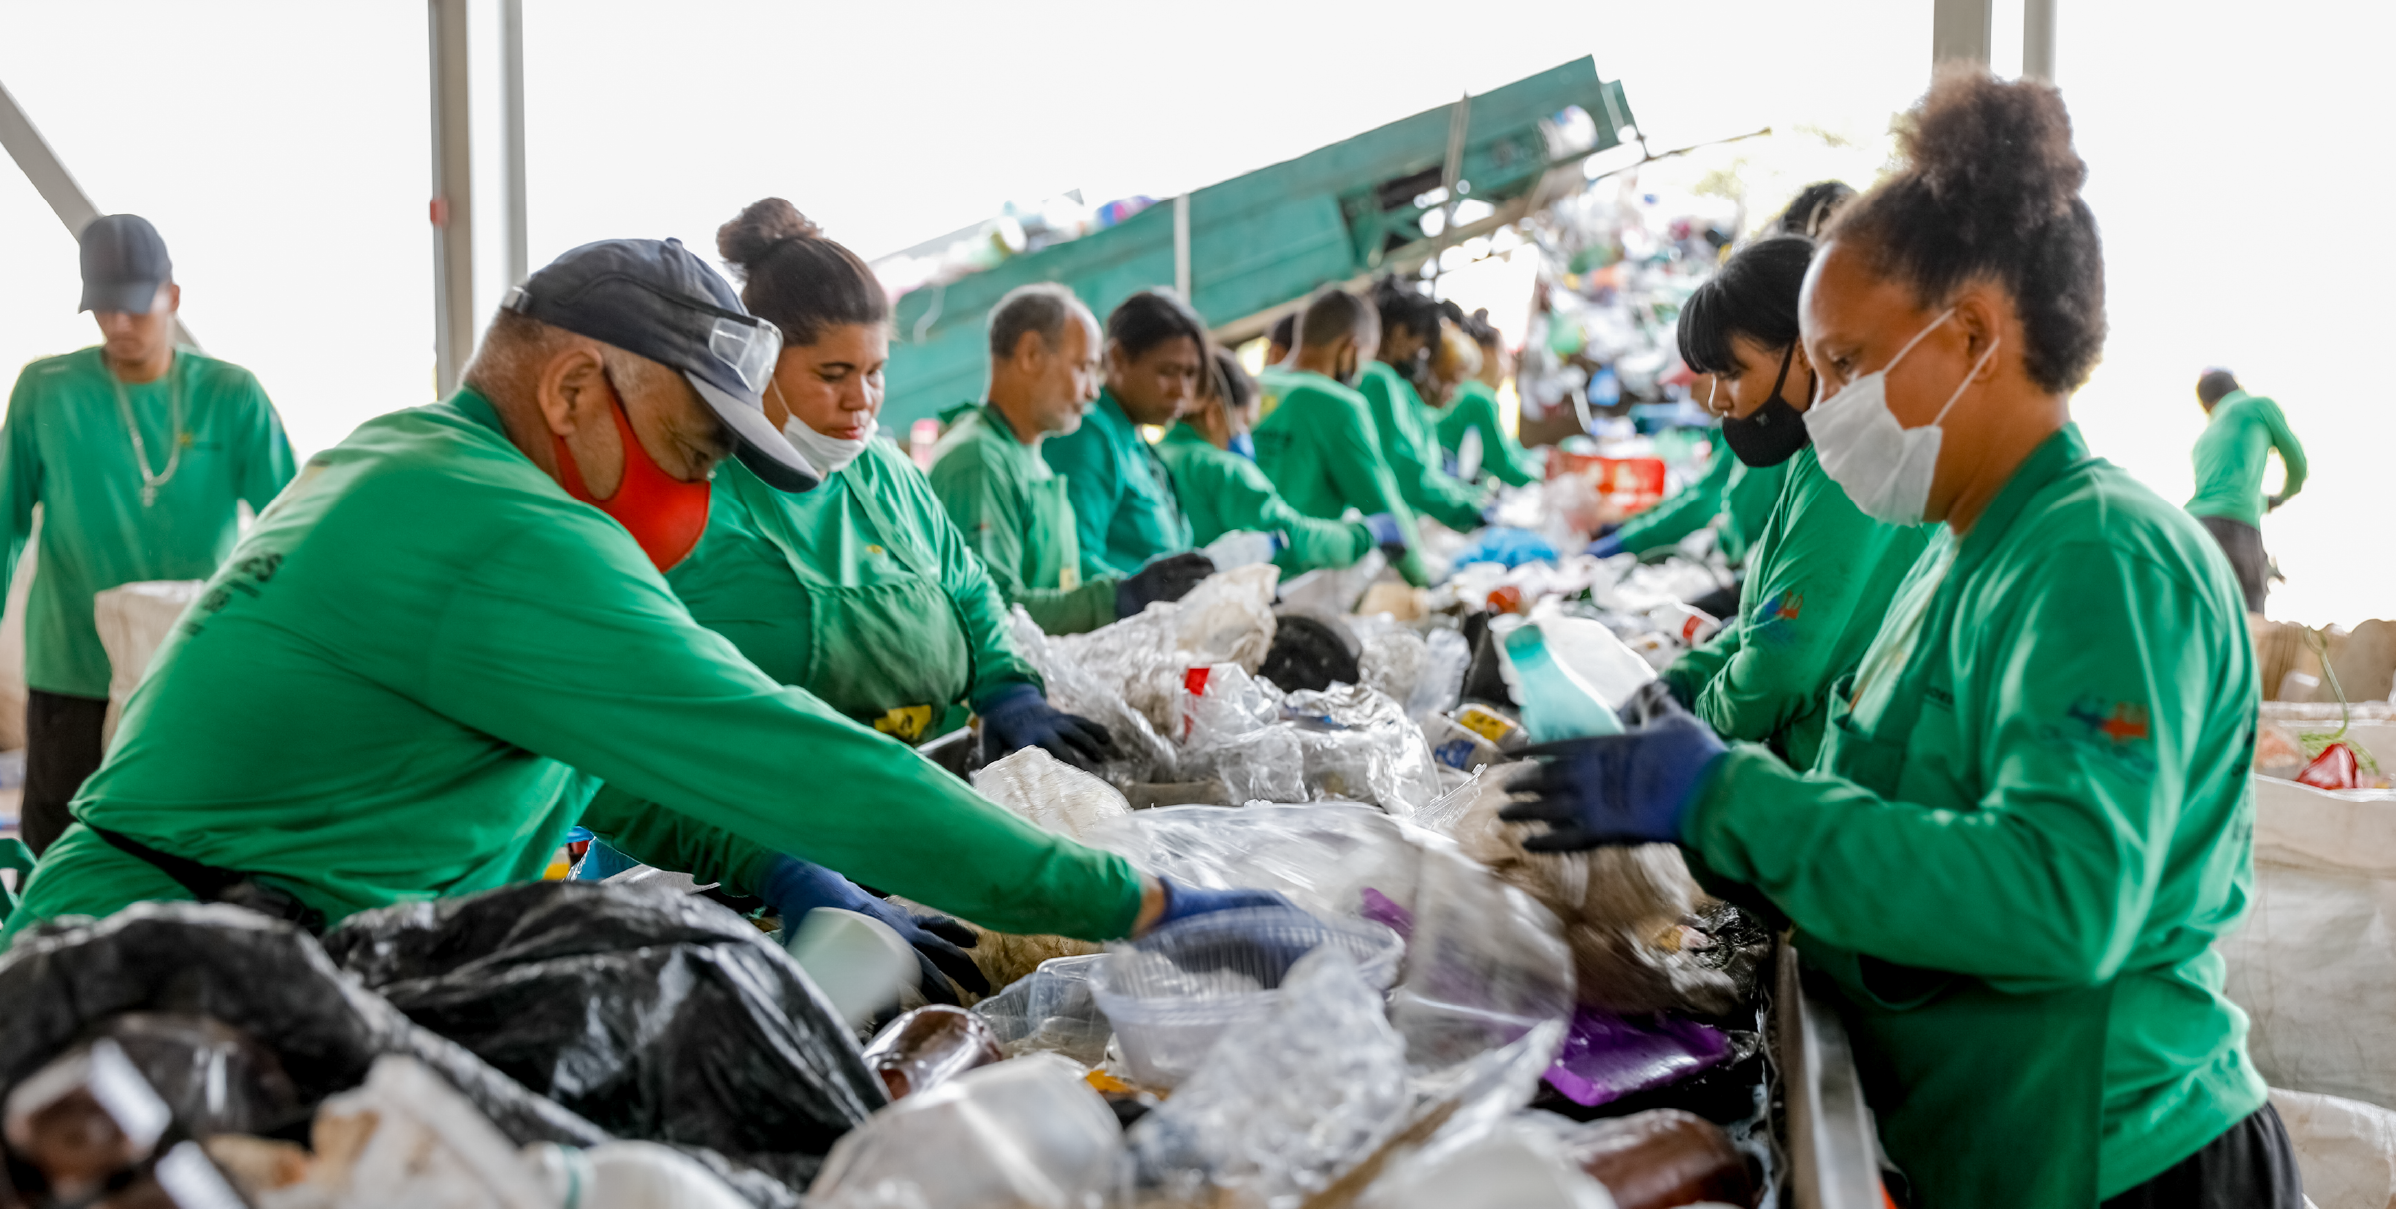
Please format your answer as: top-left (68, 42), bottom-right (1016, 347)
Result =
top-left (110, 353), bottom-right (185, 508)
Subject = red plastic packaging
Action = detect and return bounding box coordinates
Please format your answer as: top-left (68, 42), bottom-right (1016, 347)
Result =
top-left (2296, 742), bottom-right (2361, 791)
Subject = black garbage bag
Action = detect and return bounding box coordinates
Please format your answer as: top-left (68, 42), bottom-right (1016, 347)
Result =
top-left (321, 880), bottom-right (884, 1171)
top-left (0, 902), bottom-right (605, 1147)
top-left (1259, 612), bottom-right (1362, 693)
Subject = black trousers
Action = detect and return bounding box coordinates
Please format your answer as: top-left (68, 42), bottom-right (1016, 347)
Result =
top-left (23, 690), bottom-right (108, 857)
top-left (2102, 1105), bottom-right (2306, 1209)
top-left (2197, 515), bottom-right (2270, 614)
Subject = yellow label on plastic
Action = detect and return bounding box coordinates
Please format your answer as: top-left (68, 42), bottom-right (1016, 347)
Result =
top-left (1059, 566), bottom-right (1080, 591)
top-left (1085, 1070), bottom-right (1135, 1095)
top-left (1454, 705), bottom-right (1516, 745)
top-left (874, 705), bottom-right (935, 743)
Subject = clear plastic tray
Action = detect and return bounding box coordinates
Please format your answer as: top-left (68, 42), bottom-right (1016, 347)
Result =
top-left (1093, 908), bottom-right (1404, 1089)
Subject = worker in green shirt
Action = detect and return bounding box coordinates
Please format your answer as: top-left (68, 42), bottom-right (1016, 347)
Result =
top-left (1041, 290), bottom-right (1202, 578)
top-left (1506, 73), bottom-right (2296, 1209)
top-left (1356, 278), bottom-right (1490, 533)
top-left (1156, 348), bottom-right (1401, 575)
top-left (1252, 289), bottom-right (1430, 586)
top-left (0, 214), bottom-right (294, 857)
top-left (929, 285), bottom-right (1214, 635)
top-left (2185, 368), bottom-right (2305, 614)
top-left (1656, 235), bottom-right (1932, 771)
top-left (1434, 307), bottom-right (1541, 487)
top-left (667, 198), bottom-right (1113, 768)
top-left (6, 238), bottom-right (1285, 967)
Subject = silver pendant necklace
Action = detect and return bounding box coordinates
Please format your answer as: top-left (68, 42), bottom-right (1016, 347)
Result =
top-left (110, 353), bottom-right (185, 508)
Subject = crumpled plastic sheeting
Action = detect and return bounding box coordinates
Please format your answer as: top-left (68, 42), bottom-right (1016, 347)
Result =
top-left (1177, 663), bottom-right (1305, 805)
top-left (969, 955), bottom-right (1112, 1066)
top-left (971, 746), bottom-right (1131, 841)
top-left (1127, 948), bottom-right (1410, 1207)
top-left (1082, 804), bottom-right (1572, 1077)
top-left (1349, 623), bottom-right (1472, 727)
top-left (1282, 683), bottom-right (1443, 817)
top-left (808, 1053), bottom-right (1124, 1209)
top-left (1006, 606), bottom-right (1177, 784)
top-left (1057, 565), bottom-right (1281, 739)
top-left (324, 880), bottom-right (884, 1180)
top-left (1277, 548), bottom-right (1388, 616)
top-left (1434, 763), bottom-right (1739, 1017)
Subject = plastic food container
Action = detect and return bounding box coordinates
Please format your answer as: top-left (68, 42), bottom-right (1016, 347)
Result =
top-left (1093, 908), bottom-right (1405, 1089)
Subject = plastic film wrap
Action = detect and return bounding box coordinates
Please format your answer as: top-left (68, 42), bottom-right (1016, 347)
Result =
top-left (1282, 683), bottom-right (1443, 817)
top-left (970, 747), bottom-right (1131, 841)
top-left (969, 955), bottom-right (1112, 1066)
top-left (1005, 607), bottom-right (1176, 784)
top-left (807, 1053), bottom-right (1124, 1209)
top-left (1126, 948), bottom-right (1409, 1206)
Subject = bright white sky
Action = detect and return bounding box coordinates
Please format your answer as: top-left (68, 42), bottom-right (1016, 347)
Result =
top-left (0, 1), bottom-right (2386, 628)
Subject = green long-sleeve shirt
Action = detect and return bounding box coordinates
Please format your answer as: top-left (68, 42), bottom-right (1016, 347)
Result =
top-left (0, 347), bottom-right (295, 697)
top-left (2185, 389), bottom-right (2306, 527)
top-left (1039, 388), bottom-right (1192, 579)
top-left (1152, 422), bottom-right (1373, 575)
top-left (1354, 361), bottom-right (1488, 532)
top-left (1252, 368), bottom-right (1430, 586)
top-left (5, 390), bottom-right (1143, 947)
top-left (1610, 450), bottom-right (1786, 564)
top-left (665, 442), bottom-right (1038, 726)
top-left (1685, 425), bottom-right (2267, 1197)
top-left (927, 404), bottom-right (1121, 635)
top-left (1661, 448), bottom-right (1932, 769)
top-left (1433, 380), bottom-right (1540, 487)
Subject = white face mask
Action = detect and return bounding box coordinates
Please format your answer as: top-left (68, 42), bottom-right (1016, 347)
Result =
top-left (1806, 308), bottom-right (2000, 526)
top-left (772, 380), bottom-right (877, 475)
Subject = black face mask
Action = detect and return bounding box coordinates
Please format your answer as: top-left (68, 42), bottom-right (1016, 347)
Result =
top-left (1718, 345), bottom-right (1814, 468)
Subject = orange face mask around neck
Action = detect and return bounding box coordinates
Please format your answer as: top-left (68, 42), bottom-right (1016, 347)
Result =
top-left (551, 395), bottom-right (711, 572)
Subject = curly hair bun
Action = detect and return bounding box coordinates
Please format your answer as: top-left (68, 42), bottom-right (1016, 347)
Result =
top-left (1903, 67), bottom-right (2085, 240)
top-left (716, 197), bottom-right (822, 273)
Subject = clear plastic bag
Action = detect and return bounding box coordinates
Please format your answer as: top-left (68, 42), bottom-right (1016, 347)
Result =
top-left (807, 1053), bottom-right (1124, 1209)
top-left (1005, 607), bottom-right (1177, 784)
top-left (1277, 548), bottom-right (1387, 616)
top-left (969, 955), bottom-right (1113, 1066)
top-left (1410, 628), bottom-right (1471, 723)
top-left (1176, 664), bottom-right (1304, 806)
top-left (1282, 683), bottom-right (1443, 817)
top-left (1126, 948), bottom-right (1410, 1205)
top-left (970, 746), bottom-right (1131, 840)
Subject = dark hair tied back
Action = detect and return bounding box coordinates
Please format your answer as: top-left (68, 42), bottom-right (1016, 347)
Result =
top-left (715, 197), bottom-right (889, 347)
top-left (1827, 68), bottom-right (2105, 393)
top-left (1678, 235), bottom-right (1814, 376)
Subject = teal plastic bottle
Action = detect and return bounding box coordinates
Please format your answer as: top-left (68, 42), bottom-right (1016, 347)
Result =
top-left (1502, 622), bottom-right (1624, 742)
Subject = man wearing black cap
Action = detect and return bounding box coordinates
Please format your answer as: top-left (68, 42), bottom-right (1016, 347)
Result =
top-left (4, 237), bottom-right (1283, 958)
top-left (0, 214), bottom-right (294, 855)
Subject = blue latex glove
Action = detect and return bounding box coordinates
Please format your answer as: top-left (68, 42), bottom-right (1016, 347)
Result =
top-left (759, 855), bottom-right (990, 1002)
top-left (1116, 551), bottom-right (1215, 619)
top-left (1587, 532), bottom-right (1629, 559)
top-left (1498, 710), bottom-right (1728, 851)
top-left (1152, 877), bottom-right (1298, 929)
top-left (977, 683), bottom-right (1116, 770)
top-left (1454, 527), bottom-right (1558, 569)
top-left (1359, 512), bottom-right (1407, 550)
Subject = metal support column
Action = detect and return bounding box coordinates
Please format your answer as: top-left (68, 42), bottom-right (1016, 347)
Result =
top-left (0, 78), bottom-right (200, 348)
top-left (2022, 0), bottom-right (2058, 81)
top-left (1932, 0), bottom-right (1993, 66)
top-left (499, 0), bottom-right (529, 286)
top-left (428, 0), bottom-right (475, 396)
top-left (1172, 193), bottom-right (1191, 299)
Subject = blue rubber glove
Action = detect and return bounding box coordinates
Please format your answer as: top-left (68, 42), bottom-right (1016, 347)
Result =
top-left (1116, 551), bottom-right (1216, 619)
top-left (977, 683), bottom-right (1116, 770)
top-left (1152, 877), bottom-right (1298, 929)
top-left (759, 855), bottom-right (990, 1002)
top-left (1359, 512), bottom-right (1408, 550)
top-left (1587, 533), bottom-right (1629, 559)
top-left (1498, 709), bottom-right (1728, 851)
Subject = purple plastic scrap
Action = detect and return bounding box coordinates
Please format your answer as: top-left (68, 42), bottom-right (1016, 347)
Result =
top-left (1543, 1007), bottom-right (1734, 1107)
top-left (1358, 887), bottom-right (1414, 940)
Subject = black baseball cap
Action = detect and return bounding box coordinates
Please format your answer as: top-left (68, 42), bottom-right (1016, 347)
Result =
top-left (79, 214), bottom-right (173, 314)
top-left (504, 237), bottom-right (819, 493)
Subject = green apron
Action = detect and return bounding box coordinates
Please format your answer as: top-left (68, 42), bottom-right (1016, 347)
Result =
top-left (1805, 457), bottom-right (2114, 1208)
top-left (726, 468), bottom-right (973, 742)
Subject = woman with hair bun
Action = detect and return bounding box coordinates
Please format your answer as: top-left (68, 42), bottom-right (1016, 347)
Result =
top-left (1505, 71), bottom-right (2298, 1208)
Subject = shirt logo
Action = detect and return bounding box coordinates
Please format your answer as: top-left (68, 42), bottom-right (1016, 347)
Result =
top-left (1748, 589), bottom-right (1804, 642)
top-left (2067, 695), bottom-right (2150, 745)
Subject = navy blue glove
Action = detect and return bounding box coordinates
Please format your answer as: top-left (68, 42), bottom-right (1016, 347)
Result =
top-left (1616, 678), bottom-right (1686, 729)
top-left (977, 683), bottom-right (1116, 770)
top-left (1116, 552), bottom-right (1216, 619)
top-left (1152, 877), bottom-right (1297, 929)
top-left (759, 856), bottom-right (990, 1002)
top-left (1498, 711), bottom-right (1728, 851)
top-left (1360, 512), bottom-right (1407, 550)
top-left (1587, 532), bottom-right (1629, 559)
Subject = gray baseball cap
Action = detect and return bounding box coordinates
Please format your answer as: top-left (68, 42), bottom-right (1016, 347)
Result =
top-left (79, 214), bottom-right (172, 314)
top-left (505, 238), bottom-right (819, 493)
